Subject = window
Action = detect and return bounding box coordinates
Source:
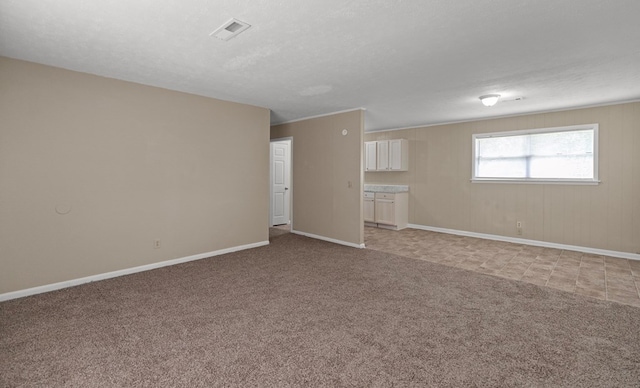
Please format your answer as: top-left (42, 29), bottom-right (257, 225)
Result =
top-left (472, 124), bottom-right (599, 184)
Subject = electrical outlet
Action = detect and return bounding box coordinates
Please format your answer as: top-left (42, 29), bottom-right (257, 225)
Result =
top-left (154, 239), bottom-right (161, 249)
top-left (516, 221), bottom-right (523, 236)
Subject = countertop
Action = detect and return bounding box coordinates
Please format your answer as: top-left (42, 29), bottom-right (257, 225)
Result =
top-left (364, 184), bottom-right (409, 193)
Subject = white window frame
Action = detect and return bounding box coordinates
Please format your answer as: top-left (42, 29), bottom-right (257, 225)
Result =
top-left (471, 123), bottom-right (600, 185)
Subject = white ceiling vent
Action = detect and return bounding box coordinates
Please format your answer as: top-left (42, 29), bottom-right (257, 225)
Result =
top-left (210, 18), bottom-right (251, 41)
top-left (502, 96), bottom-right (525, 102)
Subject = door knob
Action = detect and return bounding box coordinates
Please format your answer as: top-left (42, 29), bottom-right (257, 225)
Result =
top-left (285, 187), bottom-right (289, 190)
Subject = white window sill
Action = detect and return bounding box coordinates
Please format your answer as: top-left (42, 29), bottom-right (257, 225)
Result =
top-left (471, 178), bottom-right (601, 185)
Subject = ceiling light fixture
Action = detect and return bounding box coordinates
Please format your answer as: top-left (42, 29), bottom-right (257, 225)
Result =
top-left (479, 94), bottom-right (501, 107)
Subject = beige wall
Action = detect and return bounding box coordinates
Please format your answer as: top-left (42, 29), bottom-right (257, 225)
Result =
top-left (365, 102), bottom-right (640, 255)
top-left (0, 57), bottom-right (270, 294)
top-left (271, 110), bottom-right (364, 246)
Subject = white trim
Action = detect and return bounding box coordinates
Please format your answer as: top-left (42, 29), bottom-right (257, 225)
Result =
top-left (473, 123), bottom-right (598, 138)
top-left (0, 241), bottom-right (270, 302)
top-left (407, 224), bottom-right (640, 261)
top-left (364, 98), bottom-right (640, 133)
top-left (291, 229), bottom-right (365, 249)
top-left (273, 108), bottom-right (366, 126)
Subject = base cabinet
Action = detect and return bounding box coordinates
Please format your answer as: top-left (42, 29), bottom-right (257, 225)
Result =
top-left (364, 192), bottom-right (375, 222)
top-left (375, 196), bottom-right (395, 225)
top-left (366, 192), bottom-right (408, 230)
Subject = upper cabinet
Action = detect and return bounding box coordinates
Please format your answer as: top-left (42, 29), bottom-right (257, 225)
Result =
top-left (365, 141), bottom-right (378, 171)
top-left (365, 139), bottom-right (408, 171)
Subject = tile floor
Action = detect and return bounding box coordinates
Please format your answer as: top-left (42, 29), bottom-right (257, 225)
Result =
top-left (365, 226), bottom-right (640, 307)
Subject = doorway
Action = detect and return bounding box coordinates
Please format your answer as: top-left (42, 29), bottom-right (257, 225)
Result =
top-left (270, 138), bottom-right (292, 227)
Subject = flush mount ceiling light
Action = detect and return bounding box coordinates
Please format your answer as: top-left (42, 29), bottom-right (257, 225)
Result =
top-left (210, 18), bottom-right (251, 41)
top-left (479, 94), bottom-right (501, 107)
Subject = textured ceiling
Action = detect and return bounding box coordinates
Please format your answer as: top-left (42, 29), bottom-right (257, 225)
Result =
top-left (1, 0), bottom-right (640, 132)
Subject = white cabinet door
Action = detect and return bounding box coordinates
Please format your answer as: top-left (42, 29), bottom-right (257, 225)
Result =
top-left (375, 198), bottom-right (395, 225)
top-left (364, 199), bottom-right (375, 222)
top-left (376, 141), bottom-right (389, 171)
top-left (388, 139), bottom-right (405, 171)
top-left (365, 141), bottom-right (377, 171)
top-left (365, 139), bottom-right (408, 172)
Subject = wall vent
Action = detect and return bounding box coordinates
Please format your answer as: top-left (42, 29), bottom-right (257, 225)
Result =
top-left (210, 18), bottom-right (251, 41)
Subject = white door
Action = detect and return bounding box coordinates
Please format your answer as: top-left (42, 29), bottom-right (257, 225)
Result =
top-left (270, 140), bottom-right (291, 226)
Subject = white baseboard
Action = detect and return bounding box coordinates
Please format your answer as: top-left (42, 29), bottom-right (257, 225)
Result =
top-left (408, 224), bottom-right (640, 261)
top-left (291, 230), bottom-right (365, 249)
top-left (0, 240), bottom-right (270, 302)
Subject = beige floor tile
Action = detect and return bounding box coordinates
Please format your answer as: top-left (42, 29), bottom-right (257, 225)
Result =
top-left (578, 267), bottom-right (605, 277)
top-left (548, 270), bottom-right (578, 280)
top-left (540, 247), bottom-right (562, 255)
top-left (511, 254), bottom-right (538, 264)
top-left (492, 253), bottom-right (517, 262)
top-left (438, 259), bottom-right (463, 267)
top-left (629, 261), bottom-right (640, 275)
top-left (577, 278), bottom-right (605, 290)
top-left (581, 253), bottom-right (604, 259)
top-left (604, 257), bottom-right (630, 268)
top-left (525, 265), bottom-right (552, 275)
top-left (550, 269), bottom-right (580, 280)
top-left (606, 268), bottom-right (634, 279)
top-left (499, 265), bottom-right (530, 279)
top-left (554, 267), bottom-right (581, 275)
top-left (547, 280), bottom-right (577, 293)
top-left (555, 258), bottom-right (581, 268)
top-left (575, 286), bottom-right (607, 300)
top-left (496, 271), bottom-right (525, 281)
top-left (556, 257), bottom-right (580, 265)
top-left (363, 227), bottom-right (638, 308)
top-left (607, 282), bottom-right (638, 295)
top-left (524, 276), bottom-right (552, 287)
top-left (528, 257), bottom-right (552, 268)
top-left (580, 261), bottom-right (604, 269)
top-left (578, 273), bottom-right (605, 281)
top-left (456, 261), bottom-right (483, 271)
top-left (579, 271), bottom-right (605, 281)
top-left (480, 260), bottom-right (508, 271)
top-left (520, 245), bottom-right (545, 253)
top-left (607, 292), bottom-right (640, 307)
top-left (606, 266), bottom-right (634, 277)
top-left (561, 250), bottom-right (583, 258)
top-left (581, 259), bottom-right (604, 267)
top-left (521, 276), bottom-right (548, 287)
top-left (606, 277), bottom-right (636, 289)
top-left (577, 282), bottom-right (605, 292)
top-left (536, 253), bottom-right (560, 262)
top-left (578, 275), bottom-right (606, 284)
top-left (476, 267), bottom-right (501, 275)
